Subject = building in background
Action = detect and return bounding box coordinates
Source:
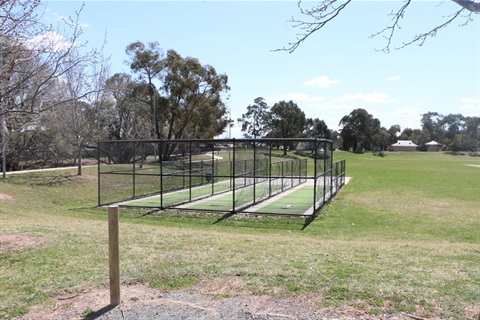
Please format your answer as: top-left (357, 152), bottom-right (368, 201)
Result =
top-left (425, 141), bottom-right (442, 152)
top-left (391, 140), bottom-right (418, 152)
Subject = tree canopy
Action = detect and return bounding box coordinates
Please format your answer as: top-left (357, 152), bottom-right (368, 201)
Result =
top-left (122, 42), bottom-right (230, 159)
top-left (161, 49), bottom-right (230, 141)
top-left (268, 100), bottom-right (306, 140)
top-left (338, 108), bottom-right (381, 152)
top-left (240, 97), bottom-right (270, 139)
top-left (305, 118), bottom-right (331, 140)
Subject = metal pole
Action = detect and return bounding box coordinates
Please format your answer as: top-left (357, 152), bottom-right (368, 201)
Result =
top-left (228, 145), bottom-right (232, 189)
top-left (253, 140), bottom-right (256, 202)
top-left (189, 141), bottom-right (192, 201)
top-left (268, 142), bottom-right (272, 197)
top-left (323, 141), bottom-right (327, 204)
top-left (160, 139), bottom-right (163, 208)
top-left (313, 138), bottom-right (318, 214)
top-left (326, 142), bottom-right (333, 199)
top-left (281, 161), bottom-right (284, 192)
top-left (232, 138), bottom-right (236, 213)
top-left (211, 143), bottom-right (215, 195)
top-left (153, 91), bottom-right (157, 163)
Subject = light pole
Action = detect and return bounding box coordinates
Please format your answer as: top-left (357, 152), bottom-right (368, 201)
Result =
top-left (224, 106), bottom-right (232, 165)
top-left (225, 105), bottom-right (232, 139)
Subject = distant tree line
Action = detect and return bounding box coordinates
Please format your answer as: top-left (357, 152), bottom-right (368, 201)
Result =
top-left (240, 99), bottom-right (480, 154)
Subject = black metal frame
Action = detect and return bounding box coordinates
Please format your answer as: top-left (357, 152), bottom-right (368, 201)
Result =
top-left (97, 138), bottom-right (346, 217)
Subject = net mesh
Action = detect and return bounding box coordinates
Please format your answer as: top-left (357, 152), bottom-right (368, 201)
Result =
top-left (98, 138), bottom-right (345, 216)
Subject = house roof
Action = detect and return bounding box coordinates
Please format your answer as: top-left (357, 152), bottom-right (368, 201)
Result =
top-left (425, 141), bottom-right (441, 146)
top-left (391, 140), bottom-right (418, 147)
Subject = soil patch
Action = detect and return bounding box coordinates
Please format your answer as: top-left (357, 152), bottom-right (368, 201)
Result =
top-left (0, 193), bottom-right (13, 200)
top-left (0, 234), bottom-right (45, 254)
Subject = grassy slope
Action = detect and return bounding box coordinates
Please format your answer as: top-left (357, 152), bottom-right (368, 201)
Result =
top-left (0, 152), bottom-right (479, 319)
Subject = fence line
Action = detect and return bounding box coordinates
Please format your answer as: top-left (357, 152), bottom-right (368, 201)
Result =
top-left (98, 138), bottom-right (346, 216)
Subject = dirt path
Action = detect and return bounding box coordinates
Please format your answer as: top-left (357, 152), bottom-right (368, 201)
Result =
top-left (5, 165), bottom-right (96, 175)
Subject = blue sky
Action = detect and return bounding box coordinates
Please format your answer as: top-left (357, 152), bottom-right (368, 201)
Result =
top-left (43, 1), bottom-right (480, 138)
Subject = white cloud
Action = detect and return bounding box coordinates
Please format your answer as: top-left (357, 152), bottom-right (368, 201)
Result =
top-left (314, 104), bottom-right (359, 111)
top-left (369, 109), bottom-right (381, 118)
top-left (303, 75), bottom-right (340, 88)
top-left (460, 97), bottom-right (480, 104)
top-left (460, 104), bottom-right (477, 111)
top-left (25, 31), bottom-right (73, 52)
top-left (460, 97), bottom-right (480, 113)
top-left (45, 8), bottom-right (90, 27)
top-left (265, 93), bottom-right (324, 104)
top-left (394, 107), bottom-right (419, 117)
top-left (336, 92), bottom-right (394, 104)
top-left (385, 75), bottom-right (401, 81)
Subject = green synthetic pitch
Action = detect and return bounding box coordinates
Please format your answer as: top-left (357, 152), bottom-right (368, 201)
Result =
top-left (122, 179), bottom-right (317, 214)
top-left (124, 181), bottom-right (232, 207)
top-left (464, 164), bottom-right (480, 168)
top-left (187, 182), bottom-right (287, 211)
top-left (251, 185), bottom-right (316, 215)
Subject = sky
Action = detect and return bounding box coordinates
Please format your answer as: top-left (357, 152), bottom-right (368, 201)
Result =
top-left (42, 0), bottom-right (480, 138)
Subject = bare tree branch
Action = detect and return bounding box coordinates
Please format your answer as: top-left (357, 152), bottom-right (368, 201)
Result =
top-left (274, 0), bottom-right (352, 53)
top-left (370, 0), bottom-right (412, 53)
top-left (396, 8), bottom-right (472, 51)
top-left (371, 1), bottom-right (474, 53)
top-left (277, 0), bottom-right (479, 53)
top-left (1, 2), bottom-right (107, 116)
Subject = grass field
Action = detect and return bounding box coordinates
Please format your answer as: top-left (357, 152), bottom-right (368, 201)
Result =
top-left (0, 151), bottom-right (479, 319)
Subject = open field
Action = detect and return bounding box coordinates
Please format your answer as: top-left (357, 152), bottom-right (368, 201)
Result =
top-left (0, 152), bottom-right (479, 319)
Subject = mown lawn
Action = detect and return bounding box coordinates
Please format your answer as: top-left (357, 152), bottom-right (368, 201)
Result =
top-left (0, 151), bottom-right (479, 319)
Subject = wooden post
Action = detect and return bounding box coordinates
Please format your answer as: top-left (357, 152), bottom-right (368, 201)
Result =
top-left (108, 206), bottom-right (120, 306)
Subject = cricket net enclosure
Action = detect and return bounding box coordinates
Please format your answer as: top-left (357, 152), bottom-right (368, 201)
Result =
top-left (97, 138), bottom-right (346, 217)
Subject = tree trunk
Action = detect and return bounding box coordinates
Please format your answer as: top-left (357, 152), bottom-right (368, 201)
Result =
top-left (77, 146), bottom-right (82, 176)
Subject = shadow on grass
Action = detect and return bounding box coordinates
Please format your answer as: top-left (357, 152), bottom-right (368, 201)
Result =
top-left (139, 208), bottom-right (163, 217)
top-left (100, 206), bottom-right (323, 231)
top-left (211, 211), bottom-right (321, 231)
top-left (301, 215), bottom-right (316, 230)
top-left (213, 211), bottom-right (237, 224)
top-left (9, 172), bottom-right (77, 187)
